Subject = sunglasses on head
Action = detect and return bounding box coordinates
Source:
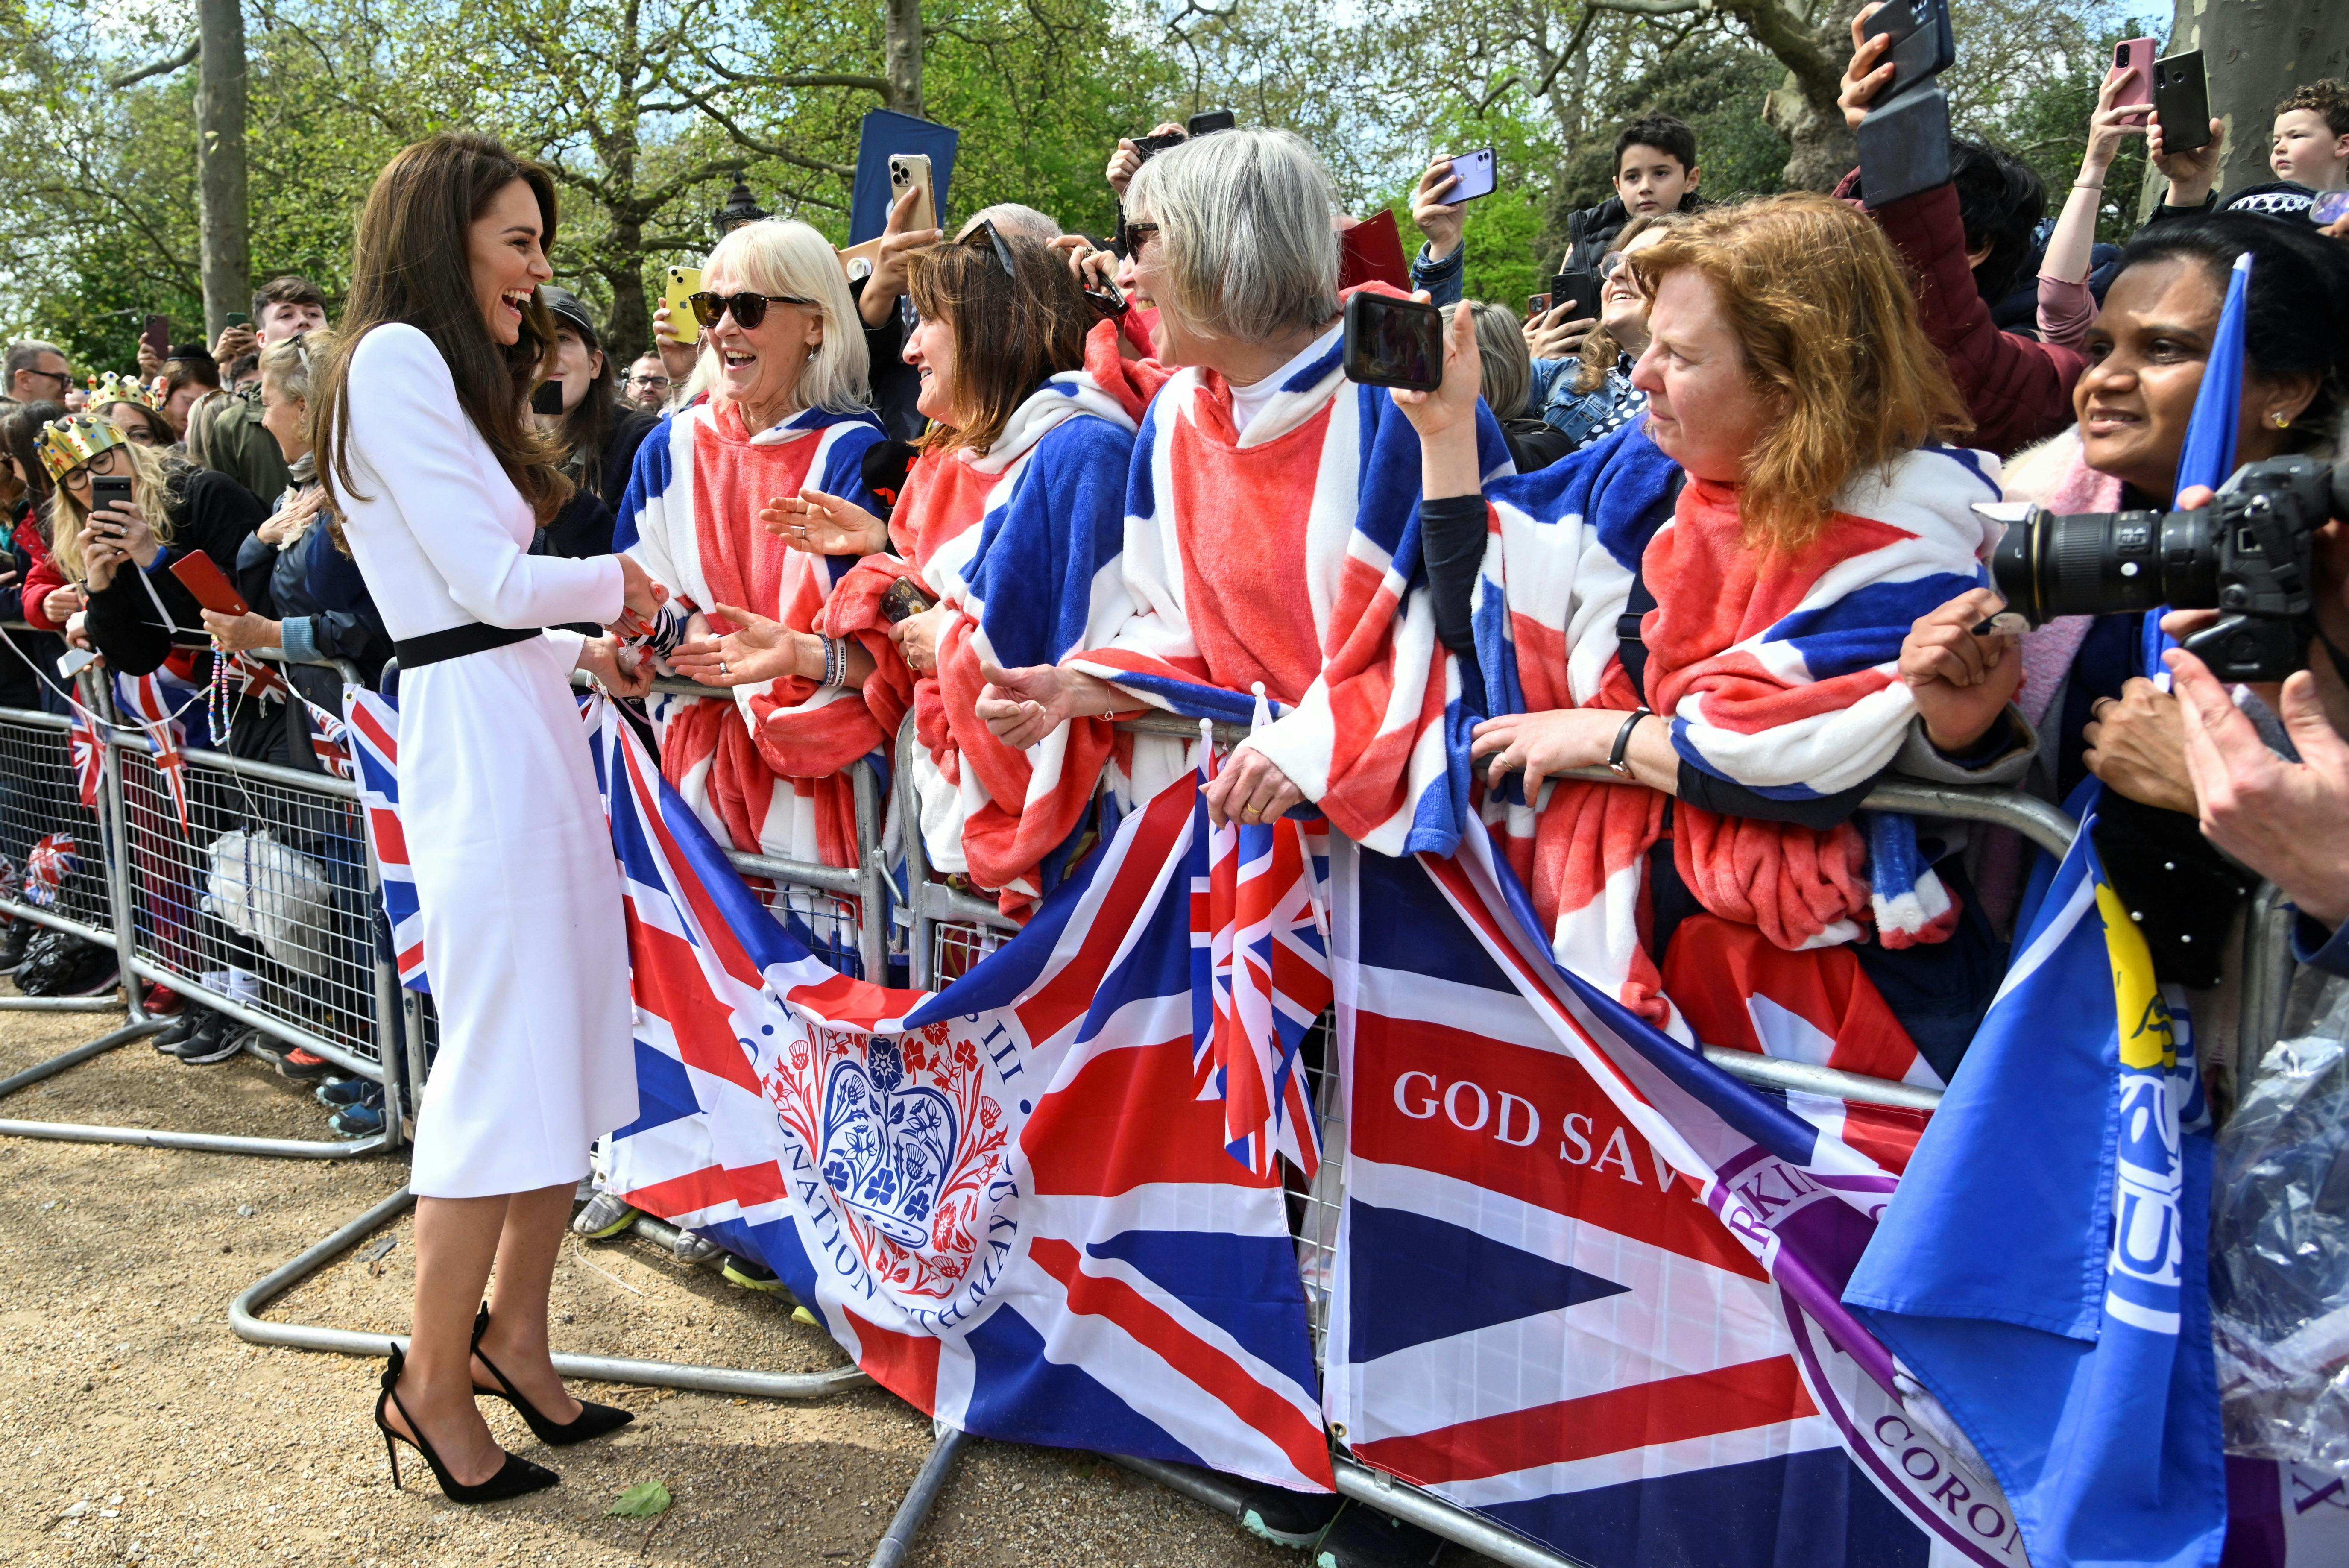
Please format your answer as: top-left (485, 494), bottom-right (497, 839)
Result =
top-left (688, 290), bottom-right (815, 331)
top-left (962, 218), bottom-right (1016, 279)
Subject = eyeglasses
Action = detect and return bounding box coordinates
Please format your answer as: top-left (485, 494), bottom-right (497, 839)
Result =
top-left (629, 373), bottom-right (672, 390)
top-left (963, 218), bottom-right (1016, 279)
top-left (688, 290), bottom-right (815, 331)
top-left (23, 366), bottom-right (70, 390)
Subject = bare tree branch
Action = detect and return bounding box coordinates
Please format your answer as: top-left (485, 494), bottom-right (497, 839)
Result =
top-left (108, 41), bottom-right (199, 88)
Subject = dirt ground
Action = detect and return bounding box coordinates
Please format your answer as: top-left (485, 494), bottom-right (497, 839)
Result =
top-left (0, 999), bottom-right (1446, 1568)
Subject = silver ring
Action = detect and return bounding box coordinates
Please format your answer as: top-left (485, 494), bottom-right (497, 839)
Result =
top-left (719, 660), bottom-right (729, 677)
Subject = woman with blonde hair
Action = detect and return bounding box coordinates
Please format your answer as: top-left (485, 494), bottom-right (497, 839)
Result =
top-left (1405, 192), bottom-right (2009, 1081)
top-left (617, 216), bottom-right (890, 875)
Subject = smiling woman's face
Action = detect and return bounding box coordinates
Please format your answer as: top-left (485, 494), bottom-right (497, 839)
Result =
top-left (468, 179), bottom-right (553, 347)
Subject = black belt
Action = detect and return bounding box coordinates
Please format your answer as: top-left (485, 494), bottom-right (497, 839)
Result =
top-left (393, 623), bottom-right (542, 669)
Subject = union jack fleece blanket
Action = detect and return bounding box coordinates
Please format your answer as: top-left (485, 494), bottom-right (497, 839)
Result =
top-left (1064, 319), bottom-right (1514, 856)
top-left (616, 400), bottom-right (888, 868)
top-left (1473, 430), bottom-right (2003, 1029)
top-left (822, 374), bottom-right (1139, 921)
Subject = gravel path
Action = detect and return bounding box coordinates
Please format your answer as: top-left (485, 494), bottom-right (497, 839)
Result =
top-left (0, 999), bottom-right (1421, 1568)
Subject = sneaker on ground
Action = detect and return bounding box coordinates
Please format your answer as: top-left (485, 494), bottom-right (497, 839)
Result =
top-left (275, 1048), bottom-right (334, 1082)
top-left (151, 1008), bottom-right (205, 1052)
top-left (315, 1076), bottom-right (372, 1108)
top-left (328, 1101), bottom-right (385, 1138)
top-left (1237, 1483), bottom-right (1343, 1549)
top-left (571, 1190), bottom-right (640, 1239)
top-left (66, 961), bottom-right (120, 997)
top-left (672, 1231), bottom-right (722, 1265)
top-left (171, 1014), bottom-right (251, 1066)
top-left (141, 983), bottom-right (184, 1015)
top-left (721, 1254), bottom-right (788, 1293)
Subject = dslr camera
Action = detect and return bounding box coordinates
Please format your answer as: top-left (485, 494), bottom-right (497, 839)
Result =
top-left (1991, 455), bottom-right (2349, 683)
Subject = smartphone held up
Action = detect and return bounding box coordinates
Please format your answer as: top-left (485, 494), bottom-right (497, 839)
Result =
top-left (1342, 293), bottom-right (1443, 393)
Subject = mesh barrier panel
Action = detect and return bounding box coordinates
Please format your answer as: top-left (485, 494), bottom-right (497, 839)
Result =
top-left (0, 710), bottom-right (112, 937)
top-left (749, 880), bottom-right (865, 980)
top-left (1290, 1011), bottom-right (1345, 1373)
top-left (928, 917), bottom-right (1007, 989)
top-left (117, 745), bottom-right (380, 1065)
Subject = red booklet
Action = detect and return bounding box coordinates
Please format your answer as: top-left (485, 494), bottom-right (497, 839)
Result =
top-left (168, 551), bottom-right (250, 617)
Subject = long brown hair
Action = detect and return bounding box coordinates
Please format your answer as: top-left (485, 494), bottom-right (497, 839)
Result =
top-left (313, 133), bottom-right (573, 524)
top-left (1628, 193), bottom-right (1970, 551)
top-left (904, 233), bottom-right (1092, 456)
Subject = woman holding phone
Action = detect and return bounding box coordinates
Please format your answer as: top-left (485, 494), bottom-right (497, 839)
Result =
top-left (311, 132), bottom-right (661, 1504)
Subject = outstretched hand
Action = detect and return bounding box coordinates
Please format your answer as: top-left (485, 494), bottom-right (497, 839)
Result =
top-left (1387, 294), bottom-right (1483, 440)
top-left (763, 488), bottom-right (891, 557)
top-left (668, 601), bottom-right (807, 688)
top-left (2170, 648), bottom-right (2349, 926)
top-left (1837, 3), bottom-right (1892, 130)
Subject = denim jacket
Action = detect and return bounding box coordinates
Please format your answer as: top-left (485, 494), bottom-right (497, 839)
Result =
top-left (1529, 353), bottom-right (1646, 452)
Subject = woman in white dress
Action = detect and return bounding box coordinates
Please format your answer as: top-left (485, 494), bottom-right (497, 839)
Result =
top-left (314, 132), bottom-right (661, 1502)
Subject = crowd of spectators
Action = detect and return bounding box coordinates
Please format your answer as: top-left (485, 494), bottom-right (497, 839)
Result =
top-left (5, 35), bottom-right (2349, 1328)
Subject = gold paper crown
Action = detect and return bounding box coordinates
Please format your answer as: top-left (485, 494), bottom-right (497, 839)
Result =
top-left (88, 372), bottom-right (160, 411)
top-left (36, 413), bottom-right (128, 481)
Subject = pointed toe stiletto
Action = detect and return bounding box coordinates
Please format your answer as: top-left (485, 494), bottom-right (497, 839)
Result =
top-left (375, 1344), bottom-right (560, 1503)
top-left (470, 1305), bottom-right (635, 1447)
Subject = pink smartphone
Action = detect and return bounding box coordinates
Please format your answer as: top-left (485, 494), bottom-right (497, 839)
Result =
top-left (2112, 38), bottom-right (2158, 126)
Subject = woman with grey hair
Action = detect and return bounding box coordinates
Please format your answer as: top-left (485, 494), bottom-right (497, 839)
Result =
top-left (615, 215), bottom-right (891, 873)
top-left (1468, 300), bottom-right (1571, 472)
top-left (978, 127), bottom-right (1510, 866)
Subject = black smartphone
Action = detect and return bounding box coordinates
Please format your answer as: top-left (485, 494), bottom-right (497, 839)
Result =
top-left (530, 380), bottom-right (566, 415)
top-left (1186, 108), bottom-right (1236, 137)
top-left (1856, 82), bottom-right (1954, 207)
top-left (89, 474), bottom-right (133, 531)
top-left (224, 311), bottom-right (249, 328)
top-left (2153, 50), bottom-right (2212, 152)
top-left (142, 314), bottom-right (170, 363)
top-left (1550, 269), bottom-right (1603, 323)
top-left (1860, 0), bottom-right (1955, 104)
top-left (1341, 292), bottom-right (1442, 392)
top-left (1133, 131), bottom-right (1186, 161)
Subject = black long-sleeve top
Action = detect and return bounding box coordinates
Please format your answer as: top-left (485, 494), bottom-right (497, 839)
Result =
top-left (83, 465), bottom-right (266, 677)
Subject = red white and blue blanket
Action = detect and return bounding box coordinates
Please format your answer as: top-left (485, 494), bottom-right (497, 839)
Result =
top-left (1065, 321), bottom-right (1514, 856)
top-left (618, 401), bottom-right (888, 868)
top-left (823, 375), bottom-right (1138, 920)
top-left (1473, 431), bottom-right (2002, 1026)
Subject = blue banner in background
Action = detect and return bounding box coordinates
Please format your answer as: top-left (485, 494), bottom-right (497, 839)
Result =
top-left (848, 111), bottom-right (958, 244)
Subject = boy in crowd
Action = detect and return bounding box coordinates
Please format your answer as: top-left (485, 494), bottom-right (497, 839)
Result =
top-left (1558, 114), bottom-right (1704, 273)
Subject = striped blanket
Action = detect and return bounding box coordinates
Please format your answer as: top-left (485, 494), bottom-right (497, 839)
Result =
top-left (1475, 435), bottom-right (2001, 1026)
top-left (1065, 319), bottom-right (1513, 856)
top-left (822, 375), bottom-right (1138, 920)
top-left (616, 399), bottom-right (888, 868)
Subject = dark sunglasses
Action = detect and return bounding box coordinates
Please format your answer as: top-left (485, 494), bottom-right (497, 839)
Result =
top-left (1115, 218), bottom-right (1160, 262)
top-left (688, 290), bottom-right (814, 331)
top-left (963, 218), bottom-right (1015, 278)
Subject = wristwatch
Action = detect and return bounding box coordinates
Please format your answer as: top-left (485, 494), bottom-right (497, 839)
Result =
top-left (1607, 708), bottom-right (1652, 780)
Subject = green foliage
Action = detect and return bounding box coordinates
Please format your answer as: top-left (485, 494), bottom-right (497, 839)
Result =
top-left (606, 1480), bottom-right (671, 1517)
top-left (1968, 16), bottom-right (2159, 247)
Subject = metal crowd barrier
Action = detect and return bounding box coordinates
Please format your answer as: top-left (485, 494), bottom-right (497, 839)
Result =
top-left (223, 673), bottom-right (2091, 1567)
top-left (0, 642), bottom-right (404, 1158)
top-left (231, 671), bottom-right (890, 1420)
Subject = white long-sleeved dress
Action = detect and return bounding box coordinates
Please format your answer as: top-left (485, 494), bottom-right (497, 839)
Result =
top-left (337, 323), bottom-right (635, 1198)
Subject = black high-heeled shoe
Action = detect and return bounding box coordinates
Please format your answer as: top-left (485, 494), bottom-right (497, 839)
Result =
top-left (470, 1304), bottom-right (635, 1447)
top-left (374, 1345), bottom-right (559, 1503)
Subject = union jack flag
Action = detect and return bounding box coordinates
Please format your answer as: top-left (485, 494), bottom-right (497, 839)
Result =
top-left (22, 832), bottom-right (75, 907)
top-left (112, 671), bottom-right (194, 830)
top-left (68, 707), bottom-right (102, 810)
top-left (343, 689), bottom-right (426, 990)
top-left (1189, 712), bottom-right (1330, 1181)
top-left (222, 651), bottom-right (353, 780)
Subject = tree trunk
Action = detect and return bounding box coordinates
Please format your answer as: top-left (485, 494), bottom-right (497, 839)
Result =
top-left (884, 0), bottom-right (923, 119)
top-left (2149, 0), bottom-right (2349, 210)
top-left (606, 215), bottom-right (651, 362)
top-left (195, 0), bottom-right (250, 338)
top-left (1731, 0), bottom-right (1862, 191)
